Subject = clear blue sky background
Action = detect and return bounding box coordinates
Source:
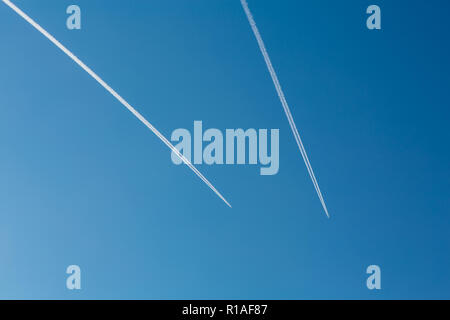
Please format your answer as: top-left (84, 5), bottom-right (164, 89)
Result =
top-left (0, 0), bottom-right (449, 299)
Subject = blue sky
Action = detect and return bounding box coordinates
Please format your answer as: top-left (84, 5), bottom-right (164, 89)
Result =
top-left (0, 0), bottom-right (449, 299)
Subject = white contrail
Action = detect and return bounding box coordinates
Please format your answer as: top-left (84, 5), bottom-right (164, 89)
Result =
top-left (240, 0), bottom-right (329, 218)
top-left (2, 0), bottom-right (231, 208)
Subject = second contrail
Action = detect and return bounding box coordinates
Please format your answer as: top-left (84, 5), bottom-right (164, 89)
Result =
top-left (240, 0), bottom-right (330, 218)
top-left (2, 0), bottom-right (231, 208)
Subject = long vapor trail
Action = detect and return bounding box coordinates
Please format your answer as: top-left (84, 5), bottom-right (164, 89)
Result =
top-left (2, 0), bottom-right (231, 208)
top-left (240, 0), bottom-right (329, 218)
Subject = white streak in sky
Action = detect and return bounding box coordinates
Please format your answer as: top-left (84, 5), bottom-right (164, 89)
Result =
top-left (240, 0), bottom-right (329, 218)
top-left (2, 0), bottom-right (231, 208)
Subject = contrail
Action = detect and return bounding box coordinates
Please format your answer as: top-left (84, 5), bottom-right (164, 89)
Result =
top-left (2, 0), bottom-right (231, 208)
top-left (240, 0), bottom-right (329, 218)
